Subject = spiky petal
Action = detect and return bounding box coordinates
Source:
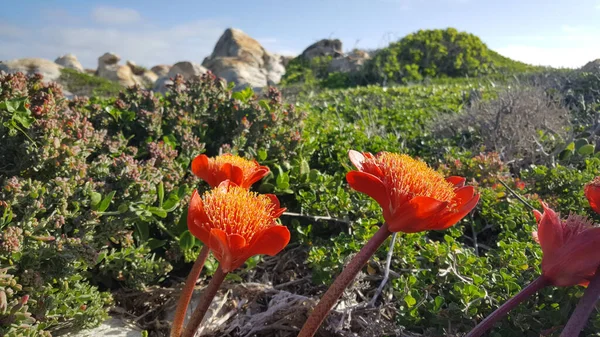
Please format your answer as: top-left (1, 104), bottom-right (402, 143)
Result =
top-left (346, 150), bottom-right (479, 233)
top-left (187, 181), bottom-right (289, 272)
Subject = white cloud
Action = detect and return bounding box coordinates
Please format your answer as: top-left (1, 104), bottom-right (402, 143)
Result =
top-left (0, 19), bottom-right (229, 69)
top-left (91, 6), bottom-right (141, 25)
top-left (561, 24), bottom-right (586, 33)
top-left (495, 44), bottom-right (599, 68)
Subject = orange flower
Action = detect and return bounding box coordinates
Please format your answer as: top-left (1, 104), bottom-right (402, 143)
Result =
top-left (532, 203), bottom-right (600, 287)
top-left (346, 150), bottom-right (479, 233)
top-left (187, 181), bottom-right (289, 272)
top-left (191, 154), bottom-right (269, 188)
top-left (585, 177), bottom-right (600, 214)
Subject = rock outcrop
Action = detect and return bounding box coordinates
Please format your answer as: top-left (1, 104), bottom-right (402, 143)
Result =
top-left (96, 52), bottom-right (137, 87)
top-left (328, 49), bottom-right (370, 73)
top-left (55, 54), bottom-right (84, 72)
top-left (0, 58), bottom-right (63, 82)
top-left (127, 61), bottom-right (158, 87)
top-left (301, 39), bottom-right (343, 60)
top-left (153, 61), bottom-right (207, 93)
top-left (151, 65), bottom-right (171, 77)
top-left (202, 28), bottom-right (286, 90)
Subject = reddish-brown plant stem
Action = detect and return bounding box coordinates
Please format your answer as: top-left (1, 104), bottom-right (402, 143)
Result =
top-left (181, 266), bottom-right (228, 337)
top-left (466, 275), bottom-right (550, 337)
top-left (560, 266), bottom-right (600, 337)
top-left (170, 245), bottom-right (210, 337)
top-left (298, 223), bottom-right (392, 337)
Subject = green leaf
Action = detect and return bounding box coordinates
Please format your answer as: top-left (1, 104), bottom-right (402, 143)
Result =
top-left (96, 191), bottom-right (116, 212)
top-left (559, 149), bottom-right (573, 161)
top-left (157, 182), bottom-right (164, 208)
top-left (257, 148), bottom-right (268, 161)
top-left (578, 144), bottom-right (595, 156)
top-left (300, 158), bottom-right (310, 175)
top-left (258, 183), bottom-right (275, 193)
top-left (404, 295), bottom-right (416, 307)
top-left (434, 296), bottom-right (444, 310)
top-left (258, 100), bottom-right (270, 110)
top-left (90, 192), bottom-right (102, 207)
top-left (136, 222), bottom-right (149, 242)
top-left (574, 138), bottom-right (589, 150)
top-left (179, 231), bottom-right (195, 250)
top-left (148, 206), bottom-right (167, 218)
top-left (162, 193), bottom-right (180, 212)
top-left (147, 238), bottom-right (167, 250)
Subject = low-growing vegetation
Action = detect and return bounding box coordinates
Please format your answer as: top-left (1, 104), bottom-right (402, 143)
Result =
top-left (3, 26), bottom-right (600, 337)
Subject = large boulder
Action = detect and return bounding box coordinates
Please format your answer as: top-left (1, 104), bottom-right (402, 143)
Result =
top-left (153, 61), bottom-right (207, 93)
top-left (55, 54), bottom-right (84, 72)
top-left (96, 52), bottom-right (137, 87)
top-left (151, 65), bottom-right (171, 77)
top-left (0, 58), bottom-right (63, 82)
top-left (126, 61), bottom-right (158, 88)
top-left (301, 39), bottom-right (343, 60)
top-left (202, 28), bottom-right (287, 90)
top-left (328, 49), bottom-right (370, 73)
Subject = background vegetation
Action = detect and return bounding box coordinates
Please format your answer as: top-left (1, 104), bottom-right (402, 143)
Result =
top-left (2, 27), bottom-right (600, 337)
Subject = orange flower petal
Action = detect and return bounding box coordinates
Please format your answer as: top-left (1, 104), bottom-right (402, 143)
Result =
top-left (246, 225), bottom-right (290, 257)
top-left (435, 193), bottom-right (480, 230)
top-left (585, 182), bottom-right (600, 214)
top-left (246, 167), bottom-right (270, 187)
top-left (446, 176), bottom-right (466, 188)
top-left (536, 204), bottom-right (564, 256)
top-left (388, 196), bottom-right (447, 233)
top-left (191, 154), bottom-right (211, 183)
top-left (346, 171), bottom-right (389, 210)
top-left (544, 227), bottom-right (600, 287)
top-left (209, 229), bottom-right (234, 272)
top-left (187, 190), bottom-right (210, 243)
top-left (348, 150), bottom-right (366, 170)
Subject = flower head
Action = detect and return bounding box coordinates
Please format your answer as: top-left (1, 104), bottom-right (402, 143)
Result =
top-left (191, 153), bottom-right (269, 188)
top-left (585, 177), bottom-right (600, 214)
top-left (346, 150), bottom-right (479, 233)
top-left (533, 203), bottom-right (600, 287)
top-left (187, 181), bottom-right (289, 272)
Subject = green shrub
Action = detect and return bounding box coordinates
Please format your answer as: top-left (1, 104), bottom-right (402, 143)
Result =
top-left (58, 68), bottom-right (123, 97)
top-left (0, 71), bottom-right (306, 335)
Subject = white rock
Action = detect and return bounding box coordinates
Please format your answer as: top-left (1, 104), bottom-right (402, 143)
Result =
top-left (202, 28), bottom-right (287, 90)
top-left (153, 61), bottom-right (207, 93)
top-left (58, 317), bottom-right (142, 337)
top-left (96, 52), bottom-right (137, 87)
top-left (55, 54), bottom-right (84, 72)
top-left (0, 58), bottom-right (63, 83)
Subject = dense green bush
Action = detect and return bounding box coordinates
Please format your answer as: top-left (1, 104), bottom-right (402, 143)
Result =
top-left (3, 61), bottom-right (600, 337)
top-left (365, 28), bottom-right (496, 83)
top-left (0, 71), bottom-right (305, 336)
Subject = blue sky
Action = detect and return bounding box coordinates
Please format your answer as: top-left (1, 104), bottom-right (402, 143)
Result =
top-left (1, 0), bottom-right (599, 69)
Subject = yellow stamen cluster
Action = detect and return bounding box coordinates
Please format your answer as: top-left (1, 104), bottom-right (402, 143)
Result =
top-left (373, 152), bottom-right (456, 202)
top-left (201, 186), bottom-right (275, 241)
top-left (211, 154), bottom-right (257, 177)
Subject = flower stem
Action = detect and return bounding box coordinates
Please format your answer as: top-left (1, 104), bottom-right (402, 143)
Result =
top-left (170, 245), bottom-right (210, 337)
top-left (466, 275), bottom-right (549, 337)
top-left (560, 266), bottom-right (600, 337)
top-left (298, 223), bottom-right (392, 337)
top-left (181, 266), bottom-right (228, 337)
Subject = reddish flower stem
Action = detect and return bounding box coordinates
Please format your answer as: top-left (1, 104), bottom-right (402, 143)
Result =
top-left (181, 266), bottom-right (228, 337)
top-left (560, 266), bottom-right (600, 337)
top-left (170, 245), bottom-right (210, 337)
top-left (298, 223), bottom-right (392, 337)
top-left (466, 275), bottom-right (550, 337)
